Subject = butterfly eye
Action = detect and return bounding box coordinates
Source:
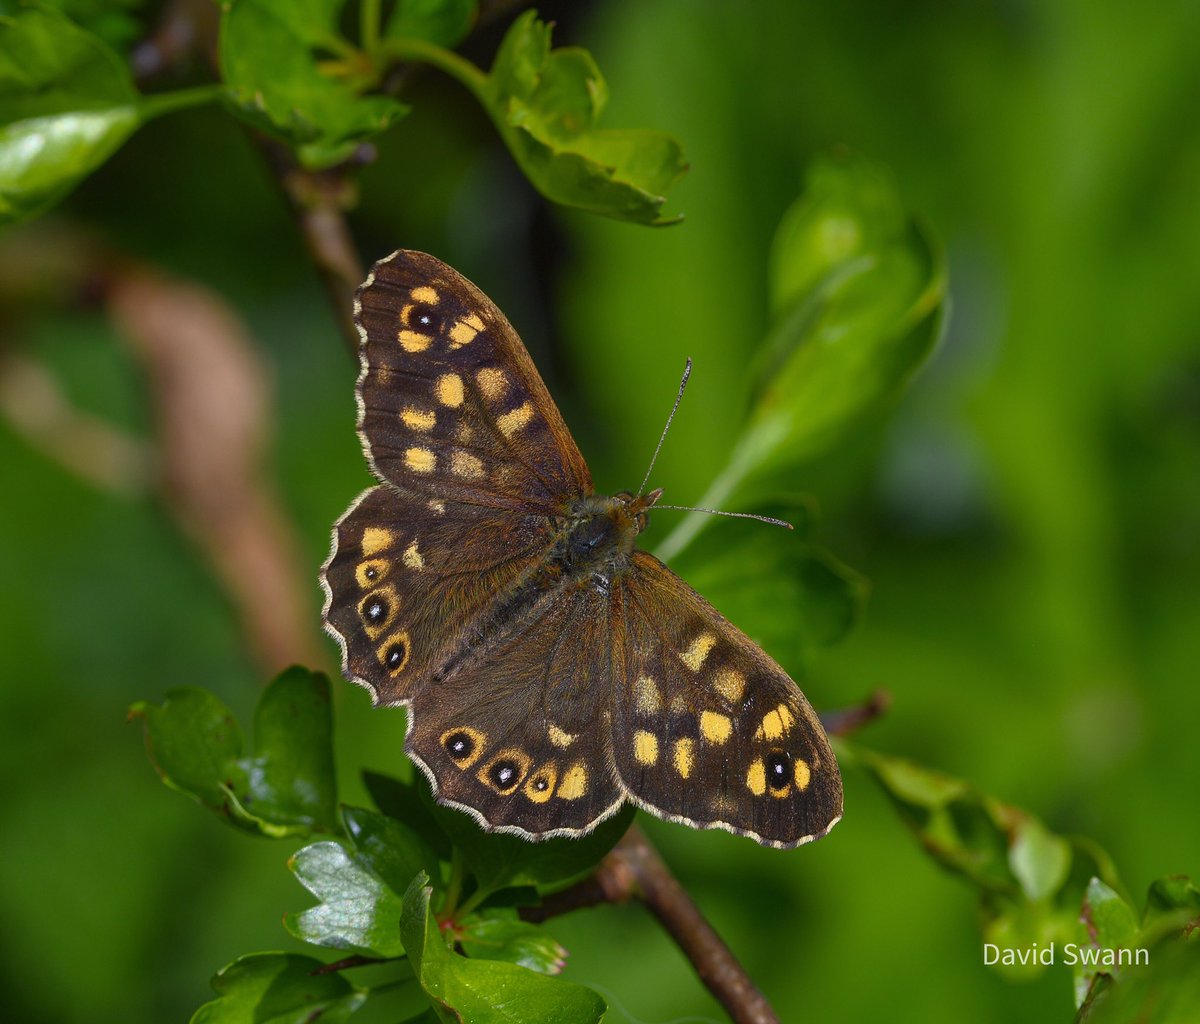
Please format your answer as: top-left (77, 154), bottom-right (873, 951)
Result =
top-left (765, 751), bottom-right (792, 791)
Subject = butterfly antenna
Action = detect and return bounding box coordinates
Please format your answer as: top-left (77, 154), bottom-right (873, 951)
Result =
top-left (654, 505), bottom-right (794, 530)
top-left (638, 358), bottom-right (692, 496)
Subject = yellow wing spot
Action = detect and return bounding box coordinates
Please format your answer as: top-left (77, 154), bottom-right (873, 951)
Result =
top-left (633, 730), bottom-right (659, 766)
top-left (402, 540), bottom-right (424, 570)
top-left (497, 401), bottom-right (534, 438)
top-left (436, 373), bottom-right (464, 407)
top-left (700, 710), bottom-right (733, 745)
top-left (360, 527), bottom-right (394, 556)
top-left (464, 312), bottom-right (484, 331)
top-left (428, 500), bottom-right (445, 515)
top-left (755, 703), bottom-right (796, 742)
top-left (557, 763), bottom-right (588, 800)
top-left (455, 422), bottom-right (475, 444)
top-left (633, 675), bottom-right (661, 714)
top-left (355, 559), bottom-right (389, 588)
top-left (523, 763), bottom-right (558, 804)
top-left (680, 632), bottom-right (717, 671)
top-left (409, 286), bottom-right (439, 304)
top-left (404, 447), bottom-right (436, 474)
top-left (398, 329), bottom-right (431, 352)
top-left (450, 450), bottom-right (485, 478)
top-left (449, 319), bottom-right (480, 347)
top-left (746, 758), bottom-right (766, 796)
top-left (713, 668), bottom-right (746, 704)
top-left (673, 738), bottom-right (695, 779)
top-left (475, 367), bottom-right (508, 401)
top-left (547, 724), bottom-right (576, 748)
top-left (401, 407), bottom-right (436, 431)
top-left (794, 758), bottom-right (811, 792)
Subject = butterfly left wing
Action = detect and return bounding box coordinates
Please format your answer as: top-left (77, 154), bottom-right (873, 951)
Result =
top-left (403, 580), bottom-right (625, 838)
top-left (610, 551), bottom-right (842, 848)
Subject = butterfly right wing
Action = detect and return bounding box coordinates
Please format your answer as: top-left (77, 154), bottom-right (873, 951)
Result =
top-left (609, 551), bottom-right (843, 848)
top-left (321, 485), bottom-right (556, 705)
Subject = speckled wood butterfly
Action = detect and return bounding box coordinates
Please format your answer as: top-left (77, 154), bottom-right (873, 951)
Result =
top-left (320, 250), bottom-right (842, 848)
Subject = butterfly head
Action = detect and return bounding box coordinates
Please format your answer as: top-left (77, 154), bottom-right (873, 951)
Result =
top-left (617, 487), bottom-right (663, 535)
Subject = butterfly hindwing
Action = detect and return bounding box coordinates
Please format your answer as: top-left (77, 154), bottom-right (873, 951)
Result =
top-left (610, 552), bottom-right (843, 848)
top-left (321, 484), bottom-right (557, 703)
top-left (405, 582), bottom-right (624, 837)
top-left (355, 251), bottom-right (592, 512)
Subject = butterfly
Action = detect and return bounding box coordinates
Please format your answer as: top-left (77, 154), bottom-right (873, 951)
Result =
top-left (320, 250), bottom-right (842, 848)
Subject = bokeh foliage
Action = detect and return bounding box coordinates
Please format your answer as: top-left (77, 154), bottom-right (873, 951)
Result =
top-left (1, 1), bottom-right (1198, 1022)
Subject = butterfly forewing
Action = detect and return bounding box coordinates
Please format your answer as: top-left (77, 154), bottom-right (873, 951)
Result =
top-left (611, 552), bottom-right (842, 848)
top-left (405, 582), bottom-right (624, 837)
top-left (355, 251), bottom-right (592, 511)
top-left (321, 485), bottom-right (557, 703)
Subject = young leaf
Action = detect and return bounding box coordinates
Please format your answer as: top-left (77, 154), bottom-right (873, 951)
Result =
top-left (131, 666), bottom-right (339, 837)
top-left (456, 910), bottom-right (567, 975)
top-left (285, 840), bottom-right (408, 956)
top-left (383, 0), bottom-right (476, 49)
top-left (656, 153), bottom-right (945, 561)
top-left (0, 2), bottom-right (140, 224)
top-left (219, 0), bottom-right (407, 168)
top-left (845, 741), bottom-right (1124, 980)
top-left (483, 13), bottom-right (686, 225)
top-left (1073, 878), bottom-right (1141, 1008)
top-left (402, 876), bottom-right (605, 1024)
top-left (1075, 937), bottom-right (1200, 1024)
top-left (191, 952), bottom-right (366, 1024)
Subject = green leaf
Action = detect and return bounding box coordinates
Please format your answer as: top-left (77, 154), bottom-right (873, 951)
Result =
top-left (191, 952), bottom-right (366, 1024)
top-left (219, 0), bottom-right (407, 168)
top-left (362, 770), bottom-right (454, 860)
top-left (0, 2), bottom-right (139, 223)
top-left (456, 911), bottom-right (566, 975)
top-left (1073, 878), bottom-right (1141, 1008)
top-left (402, 876), bottom-right (605, 1024)
top-left (383, 0), bottom-right (475, 49)
top-left (847, 741), bottom-right (1124, 981)
top-left (751, 152), bottom-right (946, 463)
top-left (668, 498), bottom-right (868, 675)
top-left (1076, 938), bottom-right (1200, 1024)
top-left (480, 12), bottom-right (685, 225)
top-left (422, 777), bottom-right (634, 901)
top-left (1143, 875), bottom-right (1200, 933)
top-left (131, 667), bottom-right (339, 837)
top-left (656, 152), bottom-right (945, 562)
top-left (285, 840), bottom-right (408, 956)
top-left (343, 804), bottom-right (442, 898)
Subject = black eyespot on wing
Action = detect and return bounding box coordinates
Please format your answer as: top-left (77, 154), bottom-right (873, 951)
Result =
top-left (363, 595), bottom-right (389, 625)
top-left (489, 759), bottom-right (520, 792)
top-left (445, 730), bottom-right (475, 761)
top-left (385, 639), bottom-right (408, 671)
top-left (532, 777), bottom-right (549, 792)
top-left (364, 565), bottom-right (379, 582)
top-left (766, 751), bottom-right (791, 791)
top-left (407, 304), bottom-right (443, 333)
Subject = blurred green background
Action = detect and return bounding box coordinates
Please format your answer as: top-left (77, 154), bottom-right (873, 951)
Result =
top-left (2, 1), bottom-right (1198, 1021)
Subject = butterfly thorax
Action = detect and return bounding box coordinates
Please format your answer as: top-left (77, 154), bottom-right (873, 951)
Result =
top-left (558, 488), bottom-right (661, 576)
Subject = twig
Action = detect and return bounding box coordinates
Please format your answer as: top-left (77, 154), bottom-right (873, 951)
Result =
top-left (523, 825), bottom-right (780, 1024)
top-left (821, 689), bottom-right (892, 737)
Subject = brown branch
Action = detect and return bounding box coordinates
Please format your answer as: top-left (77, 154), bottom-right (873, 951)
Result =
top-left (523, 825), bottom-right (780, 1024)
top-left (107, 265), bottom-right (324, 674)
top-left (821, 688), bottom-right (892, 737)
